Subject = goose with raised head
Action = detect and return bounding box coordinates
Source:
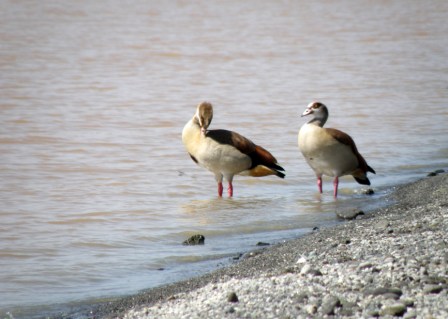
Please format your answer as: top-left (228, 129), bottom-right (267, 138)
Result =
top-left (182, 101), bottom-right (285, 197)
top-left (298, 101), bottom-right (375, 198)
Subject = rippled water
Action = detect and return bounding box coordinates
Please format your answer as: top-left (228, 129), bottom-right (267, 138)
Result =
top-left (1, 0), bottom-right (447, 317)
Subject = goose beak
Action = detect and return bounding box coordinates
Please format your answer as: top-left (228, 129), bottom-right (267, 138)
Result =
top-left (201, 127), bottom-right (206, 135)
top-left (301, 108), bottom-right (313, 117)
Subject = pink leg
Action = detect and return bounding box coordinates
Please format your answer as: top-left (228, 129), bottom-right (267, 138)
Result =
top-left (317, 177), bottom-right (323, 193)
top-left (228, 182), bottom-right (233, 197)
top-left (333, 176), bottom-right (339, 198)
top-left (218, 182), bottom-right (223, 197)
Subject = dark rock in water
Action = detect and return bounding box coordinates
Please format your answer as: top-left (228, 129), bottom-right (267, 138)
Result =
top-left (427, 169), bottom-right (445, 176)
top-left (182, 234), bottom-right (205, 245)
top-left (361, 188), bottom-right (375, 195)
top-left (256, 242), bottom-right (270, 246)
top-left (232, 253), bottom-right (243, 260)
top-left (336, 209), bottom-right (364, 220)
top-left (227, 292), bottom-right (239, 303)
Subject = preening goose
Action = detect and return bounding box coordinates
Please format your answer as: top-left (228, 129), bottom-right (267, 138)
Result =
top-left (182, 101), bottom-right (285, 197)
top-left (298, 101), bottom-right (375, 198)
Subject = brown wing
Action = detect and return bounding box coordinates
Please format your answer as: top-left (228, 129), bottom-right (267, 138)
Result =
top-left (206, 129), bottom-right (256, 154)
top-left (206, 129), bottom-right (285, 174)
top-left (326, 128), bottom-right (375, 174)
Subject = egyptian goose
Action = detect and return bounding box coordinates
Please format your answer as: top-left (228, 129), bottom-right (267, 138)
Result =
top-left (182, 101), bottom-right (285, 197)
top-left (298, 101), bottom-right (375, 198)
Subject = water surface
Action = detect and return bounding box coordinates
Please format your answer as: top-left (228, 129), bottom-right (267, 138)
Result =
top-left (1, 0), bottom-right (447, 317)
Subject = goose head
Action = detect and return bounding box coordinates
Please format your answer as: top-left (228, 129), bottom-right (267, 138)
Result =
top-left (301, 101), bottom-right (329, 127)
top-left (194, 101), bottom-right (213, 134)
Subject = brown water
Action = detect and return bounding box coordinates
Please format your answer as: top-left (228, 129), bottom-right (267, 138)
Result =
top-left (1, 0), bottom-right (447, 317)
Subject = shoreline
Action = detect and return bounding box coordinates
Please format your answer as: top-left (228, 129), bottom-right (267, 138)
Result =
top-left (54, 173), bottom-right (446, 318)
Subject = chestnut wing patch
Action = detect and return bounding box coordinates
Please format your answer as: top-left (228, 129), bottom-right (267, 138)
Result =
top-left (206, 129), bottom-right (284, 173)
top-left (326, 128), bottom-right (375, 174)
top-left (206, 129), bottom-right (256, 154)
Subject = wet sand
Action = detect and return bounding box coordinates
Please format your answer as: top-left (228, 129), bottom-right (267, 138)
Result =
top-left (54, 173), bottom-right (447, 318)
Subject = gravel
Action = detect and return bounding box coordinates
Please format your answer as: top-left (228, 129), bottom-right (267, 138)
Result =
top-left (58, 174), bottom-right (448, 319)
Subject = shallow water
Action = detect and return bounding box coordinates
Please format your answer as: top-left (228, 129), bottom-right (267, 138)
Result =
top-left (1, 0), bottom-right (447, 317)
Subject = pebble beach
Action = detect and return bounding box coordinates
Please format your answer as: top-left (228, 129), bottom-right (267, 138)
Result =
top-left (67, 172), bottom-right (448, 319)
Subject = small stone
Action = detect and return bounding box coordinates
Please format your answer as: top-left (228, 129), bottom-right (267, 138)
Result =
top-left (304, 304), bottom-right (317, 315)
top-left (427, 169), bottom-right (445, 176)
top-left (382, 293), bottom-right (401, 300)
top-left (365, 309), bottom-right (380, 317)
top-left (380, 303), bottom-right (407, 317)
top-left (340, 299), bottom-right (358, 316)
top-left (310, 269), bottom-right (323, 276)
top-left (227, 292), bottom-right (239, 303)
top-left (256, 242), bottom-right (270, 246)
top-left (225, 307), bottom-right (236, 314)
top-left (300, 263), bottom-right (311, 275)
top-left (297, 256), bottom-right (307, 264)
top-left (243, 250), bottom-right (264, 259)
top-left (365, 287), bottom-right (403, 298)
top-left (300, 263), bottom-right (322, 276)
top-left (358, 262), bottom-right (374, 270)
top-left (423, 284), bottom-right (445, 294)
top-left (294, 292), bottom-right (309, 303)
top-left (232, 253), bottom-right (243, 260)
top-left (182, 234), bottom-right (205, 245)
top-left (374, 220), bottom-right (390, 230)
top-left (361, 188), bottom-right (375, 195)
top-left (283, 266), bottom-right (297, 274)
top-left (401, 299), bottom-right (415, 307)
top-left (403, 310), bottom-right (417, 319)
top-left (321, 295), bottom-right (341, 315)
top-left (336, 209), bottom-right (364, 220)
top-left (423, 276), bottom-right (447, 285)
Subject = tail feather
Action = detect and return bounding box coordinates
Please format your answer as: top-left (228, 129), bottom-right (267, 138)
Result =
top-left (271, 162), bottom-right (285, 172)
top-left (275, 170), bottom-right (286, 179)
top-left (247, 165), bottom-right (285, 178)
top-left (246, 144), bottom-right (285, 178)
top-left (352, 154), bottom-right (375, 185)
top-left (270, 163), bottom-right (285, 178)
top-left (354, 176), bottom-right (371, 185)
